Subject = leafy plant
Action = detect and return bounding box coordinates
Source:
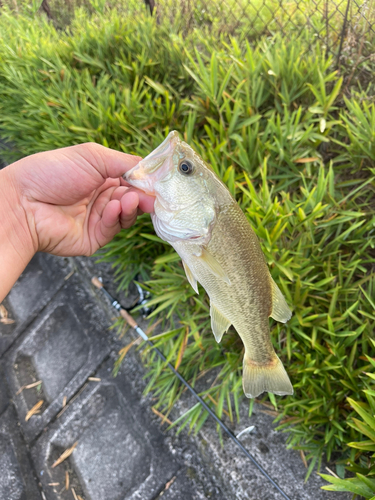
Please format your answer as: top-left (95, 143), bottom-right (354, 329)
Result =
top-left (321, 356), bottom-right (375, 498)
top-left (0, 4), bottom-right (374, 489)
top-left (337, 96), bottom-right (375, 174)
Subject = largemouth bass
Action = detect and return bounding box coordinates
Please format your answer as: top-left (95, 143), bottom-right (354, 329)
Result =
top-left (125, 131), bottom-right (293, 398)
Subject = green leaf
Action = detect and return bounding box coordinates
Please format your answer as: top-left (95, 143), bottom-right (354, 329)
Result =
top-left (320, 473), bottom-right (375, 496)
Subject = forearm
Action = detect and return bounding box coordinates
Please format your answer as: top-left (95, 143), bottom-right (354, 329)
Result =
top-left (0, 166), bottom-right (35, 302)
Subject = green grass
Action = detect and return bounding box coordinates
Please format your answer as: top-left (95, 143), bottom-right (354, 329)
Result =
top-left (0, 4), bottom-right (374, 493)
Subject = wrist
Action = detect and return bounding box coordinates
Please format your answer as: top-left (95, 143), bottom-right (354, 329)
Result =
top-left (0, 166), bottom-right (35, 301)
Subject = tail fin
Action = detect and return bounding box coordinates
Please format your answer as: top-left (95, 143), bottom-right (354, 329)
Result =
top-left (242, 354), bottom-right (293, 399)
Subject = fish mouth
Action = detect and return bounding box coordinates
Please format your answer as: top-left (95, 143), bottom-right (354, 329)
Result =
top-left (124, 131), bottom-right (180, 194)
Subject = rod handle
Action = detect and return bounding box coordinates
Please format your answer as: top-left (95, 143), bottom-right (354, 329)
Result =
top-left (120, 308), bottom-right (138, 329)
top-left (91, 276), bottom-right (103, 289)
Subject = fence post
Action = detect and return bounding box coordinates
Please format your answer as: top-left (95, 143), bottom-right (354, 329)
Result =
top-left (144, 0), bottom-right (155, 15)
top-left (41, 0), bottom-right (53, 19)
top-left (336, 0), bottom-right (351, 67)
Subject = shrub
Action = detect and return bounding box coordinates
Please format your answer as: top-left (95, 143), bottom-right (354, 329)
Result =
top-left (321, 356), bottom-right (375, 498)
top-left (0, 5), bottom-right (374, 489)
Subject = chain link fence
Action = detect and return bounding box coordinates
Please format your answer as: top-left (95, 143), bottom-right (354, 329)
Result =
top-left (2, 0), bottom-right (374, 64)
top-left (150, 0), bottom-right (375, 62)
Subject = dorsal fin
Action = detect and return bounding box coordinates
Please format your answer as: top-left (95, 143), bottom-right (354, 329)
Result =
top-left (269, 278), bottom-right (292, 323)
top-left (210, 304), bottom-right (231, 343)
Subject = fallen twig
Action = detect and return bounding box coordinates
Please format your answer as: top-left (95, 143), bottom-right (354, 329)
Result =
top-left (52, 442), bottom-right (78, 468)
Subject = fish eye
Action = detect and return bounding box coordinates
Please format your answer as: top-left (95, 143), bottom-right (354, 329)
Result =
top-left (179, 160), bottom-right (194, 175)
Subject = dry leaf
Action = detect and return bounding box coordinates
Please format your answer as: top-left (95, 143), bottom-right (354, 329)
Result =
top-left (65, 471), bottom-right (69, 490)
top-left (325, 466), bottom-right (339, 478)
top-left (206, 394), bottom-right (230, 418)
top-left (165, 476), bottom-right (176, 490)
top-left (0, 304), bottom-right (8, 318)
top-left (64, 270), bottom-right (74, 281)
top-left (25, 400), bottom-right (43, 421)
top-left (17, 380), bottom-right (42, 396)
top-left (294, 157), bottom-right (319, 163)
top-left (146, 317), bottom-right (163, 335)
top-left (222, 90), bottom-right (236, 103)
top-left (278, 416), bottom-right (302, 425)
top-left (175, 327), bottom-right (189, 370)
top-left (151, 407), bottom-right (172, 426)
top-left (255, 399), bottom-right (275, 408)
top-left (57, 383), bottom-right (88, 419)
top-left (1, 318), bottom-right (15, 324)
top-left (0, 304), bottom-right (15, 324)
top-left (300, 450), bottom-right (307, 468)
top-left (16, 386), bottom-right (26, 396)
top-left (52, 442), bottom-right (78, 468)
top-left (117, 339), bottom-right (138, 365)
top-left (259, 409), bottom-right (279, 417)
top-left (71, 488), bottom-right (78, 500)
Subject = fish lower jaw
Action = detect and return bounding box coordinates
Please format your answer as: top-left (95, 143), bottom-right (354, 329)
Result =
top-left (124, 177), bottom-right (156, 196)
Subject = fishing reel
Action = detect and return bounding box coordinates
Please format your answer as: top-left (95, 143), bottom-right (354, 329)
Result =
top-left (95, 276), bottom-right (154, 318)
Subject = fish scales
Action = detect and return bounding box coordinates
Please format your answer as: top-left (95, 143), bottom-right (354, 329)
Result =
top-left (125, 131), bottom-right (293, 399)
top-left (175, 204), bottom-right (274, 362)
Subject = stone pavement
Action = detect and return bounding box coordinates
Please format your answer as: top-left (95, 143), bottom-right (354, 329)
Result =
top-left (0, 252), bottom-right (348, 500)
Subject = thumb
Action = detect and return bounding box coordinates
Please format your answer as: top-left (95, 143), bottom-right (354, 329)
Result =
top-left (72, 143), bottom-right (142, 179)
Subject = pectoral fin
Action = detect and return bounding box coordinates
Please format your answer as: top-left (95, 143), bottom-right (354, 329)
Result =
top-left (210, 304), bottom-right (231, 343)
top-left (269, 278), bottom-right (292, 323)
top-left (182, 260), bottom-right (199, 294)
top-left (197, 247), bottom-right (231, 285)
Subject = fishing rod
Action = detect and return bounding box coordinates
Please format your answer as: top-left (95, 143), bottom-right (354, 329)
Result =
top-left (91, 276), bottom-right (292, 500)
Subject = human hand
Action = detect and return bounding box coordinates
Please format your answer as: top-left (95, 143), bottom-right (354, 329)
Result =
top-left (4, 143), bottom-right (155, 257)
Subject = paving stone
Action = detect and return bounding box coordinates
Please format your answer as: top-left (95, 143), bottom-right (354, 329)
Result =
top-left (0, 253), bottom-right (72, 357)
top-left (183, 396), bottom-right (351, 500)
top-left (32, 360), bottom-right (180, 500)
top-left (0, 404), bottom-right (42, 500)
top-left (155, 468), bottom-right (209, 500)
top-left (4, 275), bottom-right (112, 443)
top-left (92, 350), bottom-right (224, 500)
top-left (1, 249), bottom-right (347, 500)
top-left (0, 362), bottom-right (11, 417)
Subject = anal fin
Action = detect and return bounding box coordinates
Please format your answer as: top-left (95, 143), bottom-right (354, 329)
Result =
top-left (270, 278), bottom-right (292, 323)
top-left (210, 304), bottom-right (231, 343)
top-left (182, 260), bottom-right (198, 294)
